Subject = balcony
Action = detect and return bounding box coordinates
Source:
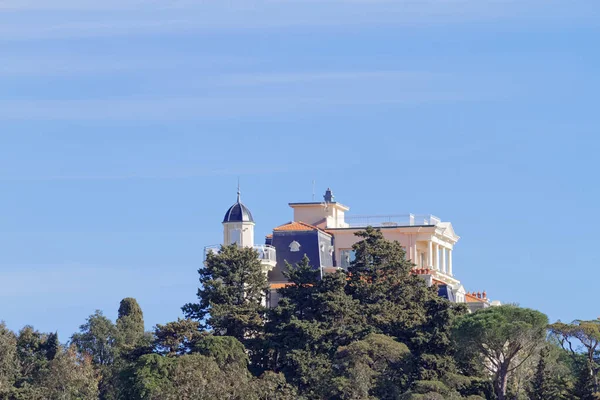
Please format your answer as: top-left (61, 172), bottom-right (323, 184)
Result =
top-left (344, 214), bottom-right (440, 228)
top-left (204, 245), bottom-right (277, 263)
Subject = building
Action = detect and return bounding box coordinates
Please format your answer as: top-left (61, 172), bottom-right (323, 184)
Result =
top-left (205, 188), bottom-right (496, 312)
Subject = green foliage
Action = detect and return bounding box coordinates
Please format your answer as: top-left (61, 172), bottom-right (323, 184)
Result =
top-left (116, 297), bottom-right (145, 348)
top-left (0, 322), bottom-right (18, 396)
top-left (193, 335), bottom-right (248, 369)
top-left (453, 305), bottom-right (549, 400)
top-left (130, 352), bottom-right (272, 400)
top-left (332, 333), bottom-right (412, 399)
top-left (527, 345), bottom-right (569, 400)
top-left (252, 371), bottom-right (298, 400)
top-left (71, 310), bottom-right (117, 367)
top-left (2, 228), bottom-right (595, 399)
top-left (574, 360), bottom-right (598, 400)
top-left (153, 319), bottom-right (202, 356)
top-left (265, 255), bottom-right (367, 393)
top-left (347, 227), bottom-right (464, 381)
top-left (182, 244), bottom-right (269, 346)
top-left (45, 332), bottom-right (60, 361)
top-left (38, 345), bottom-right (99, 399)
top-left (15, 326), bottom-right (50, 386)
top-left (550, 319), bottom-right (600, 395)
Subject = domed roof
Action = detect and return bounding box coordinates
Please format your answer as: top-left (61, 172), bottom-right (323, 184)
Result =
top-left (223, 191), bottom-right (254, 223)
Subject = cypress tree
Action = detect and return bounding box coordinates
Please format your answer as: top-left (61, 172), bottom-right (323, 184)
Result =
top-left (529, 346), bottom-right (553, 400)
top-left (116, 297), bottom-right (145, 344)
top-left (45, 332), bottom-right (59, 361)
top-left (574, 360), bottom-right (596, 400)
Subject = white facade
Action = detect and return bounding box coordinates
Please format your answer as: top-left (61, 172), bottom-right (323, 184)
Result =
top-left (287, 199), bottom-right (468, 302)
top-left (223, 220), bottom-right (255, 248)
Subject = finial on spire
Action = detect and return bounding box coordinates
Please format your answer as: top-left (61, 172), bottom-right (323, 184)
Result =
top-left (237, 178), bottom-right (241, 202)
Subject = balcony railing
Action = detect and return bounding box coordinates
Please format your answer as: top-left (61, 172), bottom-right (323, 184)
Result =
top-left (344, 214), bottom-right (440, 228)
top-left (204, 245), bottom-right (276, 262)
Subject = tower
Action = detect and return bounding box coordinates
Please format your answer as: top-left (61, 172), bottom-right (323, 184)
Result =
top-left (222, 186), bottom-right (255, 248)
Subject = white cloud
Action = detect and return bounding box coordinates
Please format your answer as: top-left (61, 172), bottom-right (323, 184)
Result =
top-left (211, 71), bottom-right (445, 86)
top-left (0, 92), bottom-right (473, 121)
top-left (0, 0), bottom-right (594, 40)
top-left (0, 263), bottom-right (194, 302)
top-left (0, 167), bottom-right (288, 182)
top-left (0, 53), bottom-right (250, 77)
top-left (0, 66), bottom-right (511, 120)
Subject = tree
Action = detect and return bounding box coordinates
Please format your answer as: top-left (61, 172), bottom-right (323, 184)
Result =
top-left (347, 227), bottom-right (464, 380)
top-left (528, 346), bottom-right (554, 400)
top-left (550, 319), bottom-right (600, 394)
top-left (193, 335), bottom-right (248, 370)
top-left (265, 256), bottom-right (367, 395)
top-left (116, 298), bottom-right (145, 347)
top-left (15, 326), bottom-right (49, 386)
top-left (182, 244), bottom-right (268, 346)
top-left (154, 319), bottom-right (203, 356)
top-left (130, 353), bottom-right (255, 400)
top-left (45, 332), bottom-right (60, 361)
top-left (452, 305), bottom-right (549, 400)
top-left (39, 345), bottom-right (99, 399)
top-left (573, 359), bottom-right (598, 400)
top-left (71, 310), bottom-right (117, 367)
top-left (332, 333), bottom-right (412, 399)
top-left (71, 310), bottom-right (118, 400)
top-left (0, 322), bottom-right (18, 396)
top-left (252, 371), bottom-right (298, 400)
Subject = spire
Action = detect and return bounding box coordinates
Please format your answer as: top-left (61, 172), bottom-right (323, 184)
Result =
top-left (223, 179), bottom-right (254, 223)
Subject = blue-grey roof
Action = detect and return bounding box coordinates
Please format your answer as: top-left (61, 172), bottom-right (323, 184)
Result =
top-left (223, 199), bottom-right (254, 223)
top-left (437, 285), bottom-right (456, 302)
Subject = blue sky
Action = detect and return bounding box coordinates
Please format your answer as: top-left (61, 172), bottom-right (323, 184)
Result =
top-left (1, 0), bottom-right (599, 338)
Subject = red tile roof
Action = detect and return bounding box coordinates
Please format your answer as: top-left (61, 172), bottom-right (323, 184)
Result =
top-left (270, 283), bottom-right (292, 289)
top-left (465, 292), bottom-right (488, 303)
top-left (273, 221), bottom-right (325, 232)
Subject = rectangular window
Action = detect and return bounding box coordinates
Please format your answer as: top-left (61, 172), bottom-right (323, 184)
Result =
top-left (340, 249), bottom-right (356, 270)
top-left (230, 229), bottom-right (241, 245)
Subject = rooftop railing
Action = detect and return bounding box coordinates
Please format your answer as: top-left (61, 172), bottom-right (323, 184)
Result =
top-left (204, 245), bottom-right (276, 261)
top-left (343, 214), bottom-right (440, 228)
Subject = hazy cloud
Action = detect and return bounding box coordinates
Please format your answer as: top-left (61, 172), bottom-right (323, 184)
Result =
top-left (0, 167), bottom-right (288, 182)
top-left (0, 92), bottom-right (474, 121)
top-left (0, 0), bottom-right (595, 40)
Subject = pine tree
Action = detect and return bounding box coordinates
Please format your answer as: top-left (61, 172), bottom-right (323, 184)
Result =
top-left (574, 360), bottom-right (597, 400)
top-left (529, 346), bottom-right (554, 400)
top-left (347, 227), bottom-right (463, 381)
top-left (265, 255), bottom-right (368, 396)
top-left (44, 332), bottom-right (59, 361)
top-left (182, 244), bottom-right (269, 345)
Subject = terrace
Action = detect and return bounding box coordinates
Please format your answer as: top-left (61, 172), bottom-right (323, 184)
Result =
top-left (204, 244), bottom-right (277, 263)
top-left (343, 214), bottom-right (441, 228)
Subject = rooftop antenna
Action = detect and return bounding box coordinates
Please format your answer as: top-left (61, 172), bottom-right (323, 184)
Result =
top-left (312, 180), bottom-right (316, 201)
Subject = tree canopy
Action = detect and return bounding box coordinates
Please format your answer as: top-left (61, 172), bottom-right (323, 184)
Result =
top-left (0, 228), bottom-right (595, 399)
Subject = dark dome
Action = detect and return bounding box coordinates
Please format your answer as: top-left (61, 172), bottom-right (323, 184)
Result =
top-left (223, 201), bottom-right (254, 223)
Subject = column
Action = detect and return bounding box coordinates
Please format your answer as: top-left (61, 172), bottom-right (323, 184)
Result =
top-left (434, 243), bottom-right (440, 270)
top-left (448, 249), bottom-right (453, 276)
top-left (442, 246), bottom-right (447, 273)
top-left (428, 241), bottom-right (433, 269)
top-left (412, 243), bottom-right (418, 266)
